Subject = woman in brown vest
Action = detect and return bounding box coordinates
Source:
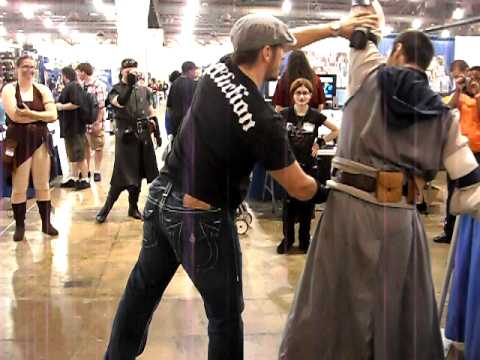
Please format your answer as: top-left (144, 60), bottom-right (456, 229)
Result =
top-left (1, 55), bottom-right (58, 242)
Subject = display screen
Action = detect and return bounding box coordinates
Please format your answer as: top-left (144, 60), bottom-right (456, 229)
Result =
top-left (319, 75), bottom-right (337, 98)
top-left (267, 80), bottom-right (278, 98)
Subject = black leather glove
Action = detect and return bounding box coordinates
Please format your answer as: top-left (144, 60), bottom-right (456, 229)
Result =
top-left (127, 72), bottom-right (137, 87)
top-left (313, 179), bottom-right (330, 204)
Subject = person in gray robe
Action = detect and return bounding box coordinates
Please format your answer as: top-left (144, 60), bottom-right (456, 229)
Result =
top-left (279, 1), bottom-right (480, 359)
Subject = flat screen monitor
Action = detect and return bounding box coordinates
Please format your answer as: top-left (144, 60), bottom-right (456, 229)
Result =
top-left (267, 80), bottom-right (278, 98)
top-left (318, 74), bottom-right (337, 99)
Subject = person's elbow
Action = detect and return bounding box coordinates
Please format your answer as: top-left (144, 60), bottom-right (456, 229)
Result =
top-left (288, 179), bottom-right (316, 201)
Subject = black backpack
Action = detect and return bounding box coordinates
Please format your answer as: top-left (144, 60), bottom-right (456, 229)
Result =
top-left (79, 83), bottom-right (100, 125)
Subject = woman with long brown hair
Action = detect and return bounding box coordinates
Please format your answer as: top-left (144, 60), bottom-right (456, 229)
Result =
top-left (272, 50), bottom-right (326, 112)
top-left (1, 55), bottom-right (58, 242)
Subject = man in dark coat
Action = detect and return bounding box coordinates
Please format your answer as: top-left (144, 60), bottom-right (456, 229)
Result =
top-left (96, 58), bottom-right (159, 223)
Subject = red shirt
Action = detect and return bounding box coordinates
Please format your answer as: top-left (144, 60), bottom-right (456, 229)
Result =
top-left (272, 75), bottom-right (326, 109)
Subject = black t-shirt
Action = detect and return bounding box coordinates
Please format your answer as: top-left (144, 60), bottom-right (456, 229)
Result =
top-left (59, 81), bottom-right (85, 138)
top-left (166, 76), bottom-right (196, 136)
top-left (162, 58), bottom-right (295, 211)
top-left (281, 107), bottom-right (326, 167)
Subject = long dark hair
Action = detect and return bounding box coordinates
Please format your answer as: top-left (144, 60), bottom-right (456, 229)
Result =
top-left (286, 50), bottom-right (317, 99)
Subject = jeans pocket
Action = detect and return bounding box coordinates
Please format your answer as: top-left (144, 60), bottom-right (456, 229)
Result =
top-left (194, 217), bottom-right (222, 272)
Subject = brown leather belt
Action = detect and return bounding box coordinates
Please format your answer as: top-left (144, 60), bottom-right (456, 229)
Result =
top-left (336, 172), bottom-right (377, 193)
top-left (335, 170), bottom-right (417, 204)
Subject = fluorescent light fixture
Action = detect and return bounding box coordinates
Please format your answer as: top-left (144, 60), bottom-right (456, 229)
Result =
top-left (412, 19), bottom-right (422, 30)
top-left (282, 0), bottom-right (292, 14)
top-left (20, 5), bottom-right (35, 19)
top-left (180, 0), bottom-right (200, 44)
top-left (0, 0), bottom-right (7, 7)
top-left (441, 29), bottom-right (450, 38)
top-left (42, 18), bottom-right (54, 28)
top-left (452, 8), bottom-right (465, 20)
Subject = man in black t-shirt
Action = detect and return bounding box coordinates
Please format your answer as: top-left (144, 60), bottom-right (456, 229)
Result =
top-left (166, 61), bottom-right (197, 138)
top-left (56, 66), bottom-right (90, 190)
top-left (104, 13), bottom-right (378, 360)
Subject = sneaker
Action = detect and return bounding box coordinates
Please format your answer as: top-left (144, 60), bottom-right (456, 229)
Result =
top-left (433, 233), bottom-right (451, 244)
top-left (75, 180), bottom-right (91, 191)
top-left (60, 179), bottom-right (76, 188)
top-left (93, 173), bottom-right (102, 182)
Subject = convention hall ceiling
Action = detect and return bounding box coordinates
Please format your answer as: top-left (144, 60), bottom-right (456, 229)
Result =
top-left (152, 0), bottom-right (480, 45)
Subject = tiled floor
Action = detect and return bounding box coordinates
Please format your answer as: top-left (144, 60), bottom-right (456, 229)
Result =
top-left (0, 106), bottom-right (459, 359)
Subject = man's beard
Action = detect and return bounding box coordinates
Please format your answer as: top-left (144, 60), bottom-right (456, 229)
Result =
top-left (264, 61), bottom-right (279, 82)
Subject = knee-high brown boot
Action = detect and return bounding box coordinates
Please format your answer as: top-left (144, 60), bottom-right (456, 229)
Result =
top-left (37, 201), bottom-right (59, 236)
top-left (12, 202), bottom-right (26, 242)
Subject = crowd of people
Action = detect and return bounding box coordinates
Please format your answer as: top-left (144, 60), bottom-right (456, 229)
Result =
top-left (1, 0), bottom-right (480, 358)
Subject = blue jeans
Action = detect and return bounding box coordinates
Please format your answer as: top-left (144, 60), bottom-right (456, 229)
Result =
top-left (105, 175), bottom-right (244, 360)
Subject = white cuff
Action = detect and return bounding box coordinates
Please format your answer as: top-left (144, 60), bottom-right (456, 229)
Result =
top-left (450, 185), bottom-right (480, 220)
top-left (444, 146), bottom-right (479, 180)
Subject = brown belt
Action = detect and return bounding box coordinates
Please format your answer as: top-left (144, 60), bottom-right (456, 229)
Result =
top-left (335, 171), bottom-right (418, 204)
top-left (336, 172), bottom-right (377, 193)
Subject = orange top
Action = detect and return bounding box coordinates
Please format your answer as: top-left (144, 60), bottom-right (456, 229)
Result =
top-left (459, 93), bottom-right (480, 153)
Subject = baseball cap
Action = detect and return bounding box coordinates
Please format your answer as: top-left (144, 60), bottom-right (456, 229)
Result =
top-left (121, 58), bottom-right (138, 70)
top-left (230, 14), bottom-right (297, 52)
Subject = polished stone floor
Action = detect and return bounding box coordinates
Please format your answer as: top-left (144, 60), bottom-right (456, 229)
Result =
top-left (0, 109), bottom-right (459, 359)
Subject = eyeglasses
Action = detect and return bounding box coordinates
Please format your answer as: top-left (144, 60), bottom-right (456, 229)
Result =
top-left (294, 90), bottom-right (311, 97)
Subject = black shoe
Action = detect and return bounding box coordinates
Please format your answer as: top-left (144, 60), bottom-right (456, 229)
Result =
top-left (88, 171), bottom-right (91, 178)
top-left (433, 233), bottom-right (451, 244)
top-left (75, 180), bottom-right (91, 191)
top-left (96, 212), bottom-right (107, 223)
top-left (277, 238), bottom-right (294, 254)
top-left (93, 173), bottom-right (101, 182)
top-left (299, 238), bottom-right (311, 253)
top-left (60, 179), bottom-right (76, 188)
top-left (128, 207), bottom-right (143, 220)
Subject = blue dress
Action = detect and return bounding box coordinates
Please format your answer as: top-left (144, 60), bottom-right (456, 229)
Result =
top-left (446, 215), bottom-right (480, 359)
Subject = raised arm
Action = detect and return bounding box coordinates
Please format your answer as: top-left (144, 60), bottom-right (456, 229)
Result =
top-left (287, 13), bottom-right (378, 52)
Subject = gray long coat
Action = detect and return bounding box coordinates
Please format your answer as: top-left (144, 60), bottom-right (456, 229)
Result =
top-left (278, 44), bottom-right (457, 360)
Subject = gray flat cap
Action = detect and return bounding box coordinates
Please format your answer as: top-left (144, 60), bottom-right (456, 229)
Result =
top-left (230, 14), bottom-right (297, 52)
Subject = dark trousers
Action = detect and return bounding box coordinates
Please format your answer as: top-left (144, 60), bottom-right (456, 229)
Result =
top-left (282, 196), bottom-right (315, 244)
top-left (105, 176), bottom-right (244, 360)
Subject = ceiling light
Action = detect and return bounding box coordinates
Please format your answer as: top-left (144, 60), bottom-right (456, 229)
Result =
top-left (282, 0), bottom-right (292, 13)
top-left (0, 0), bottom-right (7, 7)
top-left (441, 29), bottom-right (450, 38)
top-left (452, 8), bottom-right (465, 20)
top-left (43, 18), bottom-right (54, 28)
top-left (412, 19), bottom-right (422, 30)
top-left (20, 5), bottom-right (35, 20)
